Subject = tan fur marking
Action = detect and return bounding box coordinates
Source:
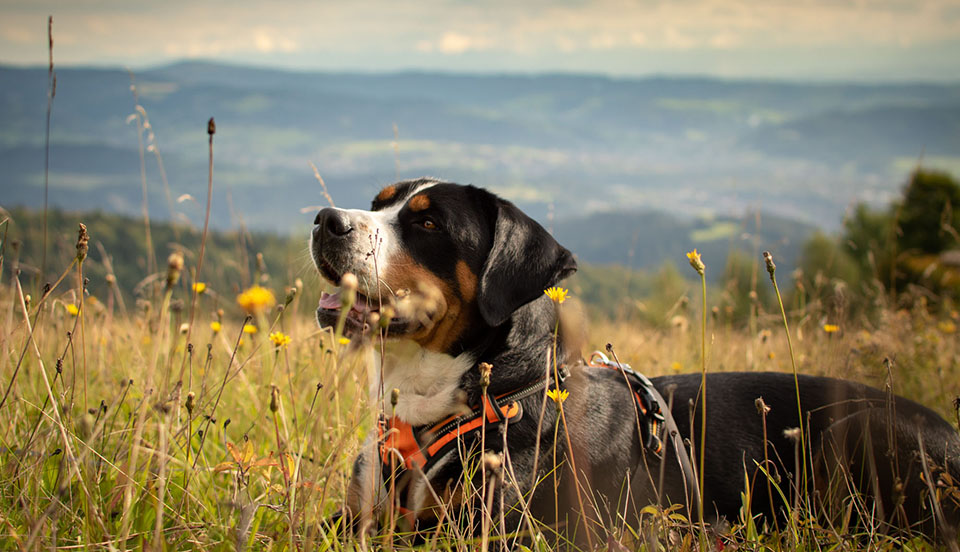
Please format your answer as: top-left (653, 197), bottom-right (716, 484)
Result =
top-left (456, 260), bottom-right (477, 303)
top-left (409, 194), bottom-right (430, 212)
top-left (377, 185), bottom-right (397, 202)
top-left (384, 252), bottom-right (472, 352)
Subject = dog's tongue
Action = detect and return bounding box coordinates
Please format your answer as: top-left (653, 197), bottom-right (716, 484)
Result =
top-left (318, 291), bottom-right (370, 312)
top-left (318, 292), bottom-right (341, 310)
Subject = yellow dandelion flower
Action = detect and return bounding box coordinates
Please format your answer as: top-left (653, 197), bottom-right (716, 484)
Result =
top-left (65, 303), bottom-right (79, 316)
top-left (546, 387), bottom-right (569, 404)
top-left (193, 282), bottom-right (207, 294)
top-left (767, 351), bottom-right (775, 360)
top-left (543, 287), bottom-right (569, 304)
top-left (210, 321), bottom-right (222, 333)
top-left (270, 331), bottom-right (292, 348)
top-left (670, 361), bottom-right (683, 372)
top-left (243, 324), bottom-right (258, 334)
top-left (686, 249), bottom-right (705, 275)
top-left (338, 337), bottom-right (350, 346)
top-left (823, 324), bottom-right (839, 334)
top-left (236, 285), bottom-right (276, 314)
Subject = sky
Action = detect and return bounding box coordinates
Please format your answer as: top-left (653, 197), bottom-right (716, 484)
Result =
top-left (2, 0), bottom-right (960, 81)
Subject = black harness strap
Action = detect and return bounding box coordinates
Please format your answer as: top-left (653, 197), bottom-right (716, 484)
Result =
top-left (587, 351), bottom-right (702, 519)
top-left (587, 351), bottom-right (666, 456)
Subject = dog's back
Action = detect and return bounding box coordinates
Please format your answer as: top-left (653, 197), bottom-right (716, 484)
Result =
top-left (571, 370), bottom-right (960, 537)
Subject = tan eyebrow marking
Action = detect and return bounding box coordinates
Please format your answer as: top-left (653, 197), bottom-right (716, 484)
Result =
top-left (409, 194), bottom-right (430, 212)
top-left (376, 185), bottom-right (397, 202)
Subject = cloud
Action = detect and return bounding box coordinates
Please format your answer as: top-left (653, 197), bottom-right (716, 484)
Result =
top-left (253, 28), bottom-right (297, 53)
top-left (417, 31), bottom-right (491, 54)
top-left (0, 0), bottom-right (958, 80)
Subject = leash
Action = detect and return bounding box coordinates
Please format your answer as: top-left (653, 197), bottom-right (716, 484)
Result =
top-left (587, 351), bottom-right (702, 520)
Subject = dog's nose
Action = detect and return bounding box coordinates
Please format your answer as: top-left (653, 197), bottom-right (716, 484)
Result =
top-left (314, 208), bottom-right (353, 239)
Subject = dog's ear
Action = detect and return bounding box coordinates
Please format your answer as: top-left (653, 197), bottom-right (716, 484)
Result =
top-left (477, 194), bottom-right (577, 326)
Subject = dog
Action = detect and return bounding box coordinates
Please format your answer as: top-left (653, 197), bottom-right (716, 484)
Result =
top-left (310, 178), bottom-right (960, 545)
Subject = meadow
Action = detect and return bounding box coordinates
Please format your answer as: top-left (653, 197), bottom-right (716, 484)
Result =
top-left (2, 207), bottom-right (960, 551)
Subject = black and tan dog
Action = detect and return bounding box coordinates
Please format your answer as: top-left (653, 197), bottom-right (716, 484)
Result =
top-left (310, 178), bottom-right (960, 543)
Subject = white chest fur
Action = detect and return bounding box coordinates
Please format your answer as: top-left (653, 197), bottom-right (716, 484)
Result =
top-left (372, 341), bottom-right (475, 426)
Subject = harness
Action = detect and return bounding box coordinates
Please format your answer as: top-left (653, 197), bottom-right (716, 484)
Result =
top-left (377, 372), bottom-right (550, 479)
top-left (586, 351), bottom-right (666, 456)
top-left (377, 353), bottom-right (672, 498)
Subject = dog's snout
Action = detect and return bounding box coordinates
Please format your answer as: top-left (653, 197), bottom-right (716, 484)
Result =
top-left (315, 208), bottom-right (353, 239)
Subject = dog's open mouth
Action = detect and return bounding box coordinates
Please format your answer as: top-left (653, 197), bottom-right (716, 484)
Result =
top-left (316, 289), bottom-right (409, 336)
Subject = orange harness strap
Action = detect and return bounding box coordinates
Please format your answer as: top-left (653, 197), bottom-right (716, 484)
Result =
top-left (379, 396), bottom-right (522, 473)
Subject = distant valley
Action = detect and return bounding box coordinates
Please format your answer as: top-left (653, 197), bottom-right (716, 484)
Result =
top-left (1, 61), bottom-right (958, 271)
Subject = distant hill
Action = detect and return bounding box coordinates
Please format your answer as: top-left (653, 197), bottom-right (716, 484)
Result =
top-left (1, 204), bottom-right (811, 323)
top-left (2, 61), bottom-right (958, 250)
top-left (553, 208), bottom-right (813, 279)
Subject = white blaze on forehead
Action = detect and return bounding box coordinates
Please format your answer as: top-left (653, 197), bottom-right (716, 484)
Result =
top-left (316, 180), bottom-right (438, 295)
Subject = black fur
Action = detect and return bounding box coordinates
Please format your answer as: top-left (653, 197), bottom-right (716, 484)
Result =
top-left (314, 180), bottom-right (960, 545)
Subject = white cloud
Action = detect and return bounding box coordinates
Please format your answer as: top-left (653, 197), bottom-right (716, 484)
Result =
top-left (436, 31), bottom-right (491, 54)
top-left (0, 0), bottom-right (958, 79)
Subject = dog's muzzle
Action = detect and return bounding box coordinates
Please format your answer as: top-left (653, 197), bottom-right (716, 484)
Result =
top-left (311, 207), bottom-right (356, 284)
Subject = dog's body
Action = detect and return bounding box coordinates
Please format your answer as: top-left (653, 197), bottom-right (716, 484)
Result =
top-left (311, 178), bottom-right (960, 543)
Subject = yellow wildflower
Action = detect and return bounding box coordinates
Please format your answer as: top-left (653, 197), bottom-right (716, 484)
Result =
top-left (686, 249), bottom-right (705, 275)
top-left (767, 351), bottom-right (775, 360)
top-left (939, 320), bottom-right (956, 334)
top-left (670, 361), bottom-right (683, 372)
top-left (243, 324), bottom-right (258, 334)
top-left (543, 287), bottom-right (569, 304)
top-left (193, 282), bottom-right (207, 294)
top-left (270, 331), bottom-right (292, 348)
top-left (338, 337), bottom-right (350, 346)
top-left (65, 303), bottom-right (79, 316)
top-left (823, 324), bottom-right (839, 333)
top-left (236, 285), bottom-right (276, 314)
top-left (210, 321), bottom-right (222, 333)
top-left (546, 387), bottom-right (569, 404)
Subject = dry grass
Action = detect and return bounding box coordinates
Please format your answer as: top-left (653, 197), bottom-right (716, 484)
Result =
top-left (2, 241), bottom-right (960, 551)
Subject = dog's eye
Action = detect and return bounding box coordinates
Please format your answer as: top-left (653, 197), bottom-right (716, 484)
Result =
top-left (420, 219), bottom-right (438, 230)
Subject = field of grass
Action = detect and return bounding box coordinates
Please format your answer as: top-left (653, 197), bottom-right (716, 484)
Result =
top-left (2, 217), bottom-right (960, 551)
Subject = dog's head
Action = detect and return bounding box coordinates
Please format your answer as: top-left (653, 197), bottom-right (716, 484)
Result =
top-left (310, 178), bottom-right (576, 353)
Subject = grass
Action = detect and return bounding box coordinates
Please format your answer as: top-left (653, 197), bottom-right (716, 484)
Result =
top-left (2, 31), bottom-right (958, 546)
top-left (2, 224), bottom-right (960, 551)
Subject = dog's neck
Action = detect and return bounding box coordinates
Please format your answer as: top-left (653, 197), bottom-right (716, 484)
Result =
top-left (370, 295), bottom-right (567, 427)
top-left (469, 295), bottom-right (566, 397)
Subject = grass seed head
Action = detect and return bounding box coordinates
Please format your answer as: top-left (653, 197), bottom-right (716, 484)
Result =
top-left (479, 362), bottom-right (493, 388)
top-left (270, 385), bottom-right (280, 413)
top-left (76, 223), bottom-right (89, 262)
top-left (763, 251), bottom-right (776, 280)
top-left (166, 252), bottom-right (184, 288)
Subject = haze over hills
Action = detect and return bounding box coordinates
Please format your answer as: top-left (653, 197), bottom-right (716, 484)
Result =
top-left (1, 60), bottom-right (958, 272)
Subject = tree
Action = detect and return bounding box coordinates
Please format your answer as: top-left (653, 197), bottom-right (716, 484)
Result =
top-left (898, 169), bottom-right (960, 255)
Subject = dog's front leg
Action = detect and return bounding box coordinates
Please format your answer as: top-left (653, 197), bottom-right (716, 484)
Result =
top-left (347, 435), bottom-right (387, 538)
